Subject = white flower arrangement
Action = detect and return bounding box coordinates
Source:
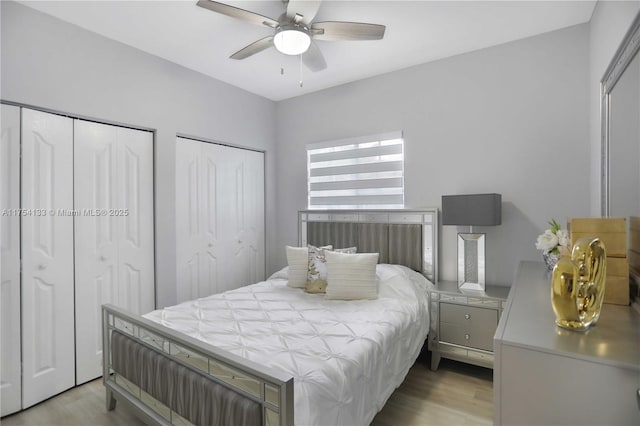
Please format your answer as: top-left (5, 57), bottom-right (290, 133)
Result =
top-left (535, 219), bottom-right (570, 257)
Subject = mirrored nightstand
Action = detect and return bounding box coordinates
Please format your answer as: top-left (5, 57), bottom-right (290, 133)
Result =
top-left (428, 281), bottom-right (509, 370)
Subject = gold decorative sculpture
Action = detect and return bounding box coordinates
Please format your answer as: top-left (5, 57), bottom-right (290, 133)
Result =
top-left (551, 237), bottom-right (607, 331)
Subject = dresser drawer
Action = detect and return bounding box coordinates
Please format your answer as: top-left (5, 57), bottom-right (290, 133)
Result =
top-left (439, 303), bottom-right (498, 351)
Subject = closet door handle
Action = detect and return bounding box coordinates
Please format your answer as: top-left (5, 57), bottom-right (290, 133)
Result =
top-left (464, 314), bottom-right (471, 320)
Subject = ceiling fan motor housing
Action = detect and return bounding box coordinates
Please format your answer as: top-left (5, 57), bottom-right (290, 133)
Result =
top-left (274, 23), bottom-right (311, 55)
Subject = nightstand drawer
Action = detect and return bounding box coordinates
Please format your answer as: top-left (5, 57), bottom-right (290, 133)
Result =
top-left (440, 302), bottom-right (498, 326)
top-left (439, 322), bottom-right (495, 351)
top-left (439, 303), bottom-right (498, 351)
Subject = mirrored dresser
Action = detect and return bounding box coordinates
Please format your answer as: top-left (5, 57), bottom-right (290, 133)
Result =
top-left (494, 261), bottom-right (640, 425)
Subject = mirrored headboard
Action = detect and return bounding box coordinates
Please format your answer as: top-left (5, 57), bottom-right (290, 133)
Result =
top-left (601, 10), bottom-right (640, 217)
top-left (298, 209), bottom-right (438, 284)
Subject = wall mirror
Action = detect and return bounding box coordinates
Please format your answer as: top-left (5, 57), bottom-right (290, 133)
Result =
top-left (601, 11), bottom-right (640, 218)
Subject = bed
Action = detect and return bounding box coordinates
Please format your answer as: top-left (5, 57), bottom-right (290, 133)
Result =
top-left (102, 209), bottom-right (438, 426)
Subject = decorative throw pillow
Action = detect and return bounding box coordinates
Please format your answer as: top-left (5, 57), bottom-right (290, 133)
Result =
top-left (305, 245), bottom-right (333, 294)
top-left (324, 251), bottom-right (380, 300)
top-left (305, 246), bottom-right (357, 294)
top-left (286, 246), bottom-right (309, 288)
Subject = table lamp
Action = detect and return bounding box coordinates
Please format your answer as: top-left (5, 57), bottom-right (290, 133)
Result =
top-left (442, 193), bottom-right (502, 291)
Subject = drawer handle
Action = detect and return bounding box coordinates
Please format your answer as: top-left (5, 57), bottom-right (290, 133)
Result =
top-left (464, 333), bottom-right (470, 340)
top-left (637, 388), bottom-right (640, 411)
top-left (464, 314), bottom-right (471, 320)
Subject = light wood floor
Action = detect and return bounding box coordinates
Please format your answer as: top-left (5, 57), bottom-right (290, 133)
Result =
top-left (1, 353), bottom-right (493, 426)
top-left (371, 354), bottom-right (493, 426)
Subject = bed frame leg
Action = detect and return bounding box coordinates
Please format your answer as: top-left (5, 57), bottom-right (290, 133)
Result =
top-left (430, 351), bottom-right (441, 371)
top-left (106, 388), bottom-right (117, 411)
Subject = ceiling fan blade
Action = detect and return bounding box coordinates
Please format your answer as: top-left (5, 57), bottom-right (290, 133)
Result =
top-left (196, 0), bottom-right (278, 28)
top-left (230, 36), bottom-right (274, 60)
top-left (311, 21), bottom-right (386, 41)
top-left (303, 41), bottom-right (326, 72)
top-left (286, 0), bottom-right (322, 25)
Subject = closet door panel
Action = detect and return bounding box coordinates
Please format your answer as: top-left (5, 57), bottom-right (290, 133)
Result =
top-left (176, 138), bottom-right (205, 302)
top-left (244, 150), bottom-right (266, 285)
top-left (221, 147), bottom-right (265, 290)
top-left (74, 122), bottom-right (154, 384)
top-left (217, 145), bottom-right (265, 291)
top-left (199, 144), bottom-right (221, 298)
top-left (74, 120), bottom-right (119, 384)
top-left (176, 139), bottom-right (264, 299)
top-left (116, 126), bottom-right (154, 315)
top-left (21, 109), bottom-right (74, 408)
top-left (0, 105), bottom-right (22, 416)
top-left (220, 145), bottom-right (247, 292)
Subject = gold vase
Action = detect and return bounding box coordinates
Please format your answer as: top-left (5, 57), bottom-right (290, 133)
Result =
top-left (550, 237), bottom-right (607, 331)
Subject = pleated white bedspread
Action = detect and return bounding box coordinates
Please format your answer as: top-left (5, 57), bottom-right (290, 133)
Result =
top-left (144, 264), bottom-right (432, 426)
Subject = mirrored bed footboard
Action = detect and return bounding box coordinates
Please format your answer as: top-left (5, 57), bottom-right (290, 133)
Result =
top-left (102, 304), bottom-right (294, 426)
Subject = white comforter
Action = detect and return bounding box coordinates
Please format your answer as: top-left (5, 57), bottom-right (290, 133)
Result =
top-left (144, 264), bottom-right (432, 426)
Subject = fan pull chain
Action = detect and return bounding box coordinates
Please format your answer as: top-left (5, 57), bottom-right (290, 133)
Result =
top-left (299, 55), bottom-right (304, 88)
top-left (278, 61), bottom-right (303, 88)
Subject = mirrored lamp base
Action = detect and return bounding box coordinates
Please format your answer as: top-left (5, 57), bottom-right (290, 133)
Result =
top-left (457, 233), bottom-right (486, 292)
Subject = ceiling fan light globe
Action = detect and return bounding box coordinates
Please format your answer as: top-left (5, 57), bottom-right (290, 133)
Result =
top-left (274, 27), bottom-right (311, 55)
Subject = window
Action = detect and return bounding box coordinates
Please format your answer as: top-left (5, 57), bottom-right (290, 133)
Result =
top-left (307, 131), bottom-right (404, 209)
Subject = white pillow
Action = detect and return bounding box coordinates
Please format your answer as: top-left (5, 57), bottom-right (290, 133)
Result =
top-left (267, 266), bottom-right (289, 281)
top-left (325, 252), bottom-right (379, 300)
top-left (285, 246), bottom-right (308, 288)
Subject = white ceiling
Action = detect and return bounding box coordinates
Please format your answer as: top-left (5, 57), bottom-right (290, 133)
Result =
top-left (19, 0), bottom-right (596, 101)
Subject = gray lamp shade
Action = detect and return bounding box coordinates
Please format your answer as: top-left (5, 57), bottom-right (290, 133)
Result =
top-left (442, 193), bottom-right (502, 226)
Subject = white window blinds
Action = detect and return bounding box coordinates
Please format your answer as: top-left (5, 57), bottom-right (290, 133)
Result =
top-left (307, 131), bottom-right (404, 209)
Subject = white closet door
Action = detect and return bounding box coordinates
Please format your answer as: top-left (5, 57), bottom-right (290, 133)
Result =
top-left (176, 138), bottom-right (264, 300)
top-left (0, 105), bottom-right (22, 416)
top-left (243, 150), bottom-right (265, 285)
top-left (176, 137), bottom-right (201, 302)
top-left (176, 138), bottom-right (220, 302)
top-left (116, 126), bottom-right (154, 315)
top-left (74, 120), bottom-right (154, 384)
top-left (21, 108), bottom-right (75, 408)
top-left (197, 142), bottom-right (222, 298)
top-left (74, 120), bottom-right (118, 385)
top-left (221, 147), bottom-right (265, 291)
top-left (220, 145), bottom-right (245, 292)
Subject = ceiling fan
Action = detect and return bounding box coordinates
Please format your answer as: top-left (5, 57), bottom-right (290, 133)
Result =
top-left (196, 0), bottom-right (386, 72)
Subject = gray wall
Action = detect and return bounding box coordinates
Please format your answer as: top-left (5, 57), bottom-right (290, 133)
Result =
top-left (3, 1), bottom-right (605, 291)
top-left (588, 0), bottom-right (640, 215)
top-left (275, 24), bottom-right (590, 286)
top-left (1, 1), bottom-right (277, 308)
